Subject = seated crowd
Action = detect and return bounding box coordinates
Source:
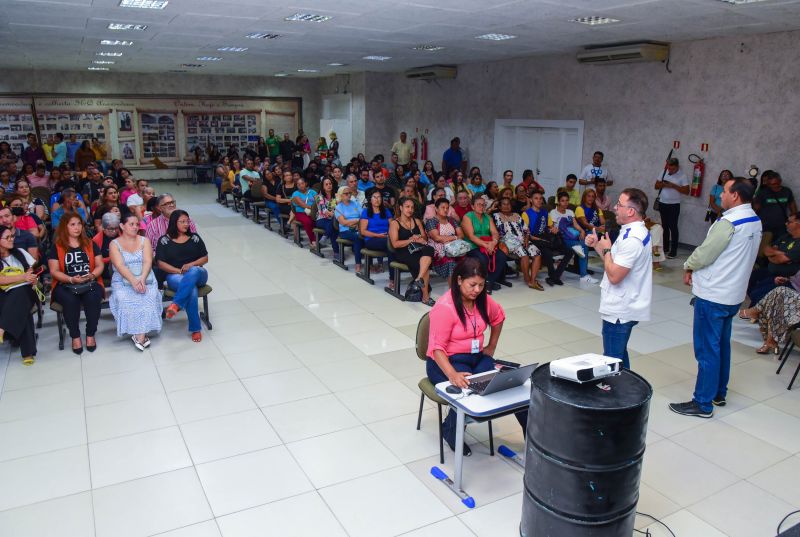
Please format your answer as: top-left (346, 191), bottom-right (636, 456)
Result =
top-left (0, 133), bottom-right (211, 365)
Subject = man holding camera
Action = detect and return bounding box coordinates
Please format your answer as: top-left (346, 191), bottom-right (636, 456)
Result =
top-left (654, 157), bottom-right (689, 259)
top-left (585, 188), bottom-right (653, 369)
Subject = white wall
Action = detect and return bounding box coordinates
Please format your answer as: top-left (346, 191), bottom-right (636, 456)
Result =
top-left (388, 30), bottom-right (800, 246)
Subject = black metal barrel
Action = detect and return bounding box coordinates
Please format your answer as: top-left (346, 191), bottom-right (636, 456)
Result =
top-left (520, 365), bottom-right (652, 537)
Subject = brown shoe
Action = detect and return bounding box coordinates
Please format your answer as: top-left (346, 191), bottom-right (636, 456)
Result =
top-left (528, 280), bottom-right (544, 291)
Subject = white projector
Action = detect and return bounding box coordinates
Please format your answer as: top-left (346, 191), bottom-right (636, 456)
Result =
top-left (549, 354), bottom-right (623, 383)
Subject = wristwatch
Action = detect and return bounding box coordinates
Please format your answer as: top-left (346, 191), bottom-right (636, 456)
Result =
top-left (602, 248), bottom-right (611, 256)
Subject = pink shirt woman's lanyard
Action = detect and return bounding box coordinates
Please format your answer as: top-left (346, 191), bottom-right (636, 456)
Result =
top-left (466, 306), bottom-right (480, 354)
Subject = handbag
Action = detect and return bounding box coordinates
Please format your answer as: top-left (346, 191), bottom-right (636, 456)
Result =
top-left (63, 281), bottom-right (95, 295)
top-left (404, 280), bottom-right (423, 302)
top-left (407, 242), bottom-right (423, 255)
top-left (444, 239), bottom-right (471, 257)
top-left (478, 235), bottom-right (496, 273)
top-left (501, 233), bottom-right (523, 254)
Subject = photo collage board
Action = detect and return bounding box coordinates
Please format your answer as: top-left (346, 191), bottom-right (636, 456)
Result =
top-left (0, 96), bottom-right (301, 168)
top-left (0, 111), bottom-right (108, 157)
top-left (185, 112), bottom-right (260, 158)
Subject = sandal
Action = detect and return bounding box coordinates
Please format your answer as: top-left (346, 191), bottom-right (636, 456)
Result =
top-left (756, 343), bottom-right (778, 355)
top-left (22, 356), bottom-right (34, 366)
top-left (165, 304), bottom-right (180, 319)
top-left (191, 332), bottom-right (202, 343)
top-left (528, 280), bottom-right (544, 291)
top-left (422, 297), bottom-right (436, 307)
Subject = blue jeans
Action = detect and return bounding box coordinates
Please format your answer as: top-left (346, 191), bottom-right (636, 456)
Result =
top-left (692, 297), bottom-right (739, 412)
top-left (316, 218), bottom-right (338, 253)
top-left (426, 353), bottom-right (527, 446)
top-left (565, 238), bottom-right (588, 276)
top-left (165, 267), bottom-right (208, 333)
top-left (338, 229), bottom-right (362, 263)
top-left (602, 319), bottom-right (638, 369)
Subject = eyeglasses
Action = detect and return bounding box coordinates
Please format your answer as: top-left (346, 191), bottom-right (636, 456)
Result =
top-left (0, 235), bottom-right (14, 241)
top-left (160, 201), bottom-right (176, 208)
top-left (614, 202), bottom-right (637, 210)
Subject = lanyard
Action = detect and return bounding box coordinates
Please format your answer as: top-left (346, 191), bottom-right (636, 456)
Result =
top-left (465, 305), bottom-right (478, 338)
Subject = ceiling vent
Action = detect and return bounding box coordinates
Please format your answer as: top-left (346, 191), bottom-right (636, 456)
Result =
top-left (404, 65), bottom-right (457, 80)
top-left (577, 42), bottom-right (669, 65)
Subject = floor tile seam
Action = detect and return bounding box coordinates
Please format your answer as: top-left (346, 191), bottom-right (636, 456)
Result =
top-left (0, 437), bottom-right (90, 466)
top-left (78, 356), bottom-right (99, 537)
top-left (683, 487), bottom-right (794, 534)
top-left (87, 422), bottom-right (181, 447)
top-left (743, 474), bottom-right (800, 510)
top-left (144, 517), bottom-right (219, 537)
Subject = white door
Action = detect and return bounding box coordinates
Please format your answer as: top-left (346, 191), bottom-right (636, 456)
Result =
top-left (321, 94), bottom-right (352, 163)
top-left (493, 119), bottom-right (584, 196)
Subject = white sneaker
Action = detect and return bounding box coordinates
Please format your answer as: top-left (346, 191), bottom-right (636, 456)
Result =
top-left (572, 245), bottom-right (586, 258)
top-left (580, 275), bottom-right (598, 284)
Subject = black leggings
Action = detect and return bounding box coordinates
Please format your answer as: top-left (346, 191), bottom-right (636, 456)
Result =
top-left (53, 284), bottom-right (104, 339)
top-left (0, 286), bottom-right (37, 357)
top-left (658, 202), bottom-right (681, 256)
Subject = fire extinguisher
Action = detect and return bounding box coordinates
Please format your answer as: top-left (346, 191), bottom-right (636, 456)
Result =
top-left (689, 153), bottom-right (705, 197)
top-left (420, 134), bottom-right (428, 161)
top-left (411, 136), bottom-right (418, 161)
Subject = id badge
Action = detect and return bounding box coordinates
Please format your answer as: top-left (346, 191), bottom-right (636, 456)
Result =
top-left (470, 338), bottom-right (480, 354)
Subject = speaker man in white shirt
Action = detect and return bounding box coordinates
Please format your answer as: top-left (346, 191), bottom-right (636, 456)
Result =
top-left (669, 177), bottom-right (761, 418)
top-left (586, 188), bottom-right (652, 369)
top-left (579, 150), bottom-right (614, 187)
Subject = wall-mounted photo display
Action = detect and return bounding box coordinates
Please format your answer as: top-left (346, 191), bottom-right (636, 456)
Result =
top-left (184, 112), bottom-right (260, 158)
top-left (118, 111), bottom-right (133, 132)
top-left (140, 112), bottom-right (177, 160)
top-left (119, 139), bottom-right (136, 162)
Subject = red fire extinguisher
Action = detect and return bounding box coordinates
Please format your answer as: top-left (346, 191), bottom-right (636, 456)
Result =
top-left (420, 134), bottom-right (428, 161)
top-left (411, 136), bottom-right (418, 161)
top-left (689, 153), bottom-right (705, 197)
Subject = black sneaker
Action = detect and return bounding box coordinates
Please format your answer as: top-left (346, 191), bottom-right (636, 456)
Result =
top-left (668, 401), bottom-right (712, 418)
top-left (553, 278), bottom-right (564, 286)
top-left (545, 277), bottom-right (555, 287)
top-left (712, 396), bottom-right (726, 407)
top-left (444, 436), bottom-right (472, 456)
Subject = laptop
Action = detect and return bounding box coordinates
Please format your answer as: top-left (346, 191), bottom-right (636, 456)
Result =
top-left (466, 363), bottom-right (538, 396)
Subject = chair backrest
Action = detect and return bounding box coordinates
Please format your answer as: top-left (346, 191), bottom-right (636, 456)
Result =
top-left (386, 233), bottom-right (396, 253)
top-left (415, 312), bottom-right (430, 361)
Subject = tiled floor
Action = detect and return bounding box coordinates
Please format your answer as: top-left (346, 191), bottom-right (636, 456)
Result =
top-left (1, 184), bottom-right (799, 537)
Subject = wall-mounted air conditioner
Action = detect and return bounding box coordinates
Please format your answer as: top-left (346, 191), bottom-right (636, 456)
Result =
top-left (577, 42), bottom-right (669, 65)
top-left (404, 65), bottom-right (457, 80)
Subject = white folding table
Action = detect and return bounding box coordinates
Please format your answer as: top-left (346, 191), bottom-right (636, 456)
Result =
top-left (432, 377), bottom-right (531, 508)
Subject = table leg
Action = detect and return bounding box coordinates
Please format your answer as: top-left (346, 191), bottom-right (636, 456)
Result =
top-left (430, 407), bottom-right (475, 508)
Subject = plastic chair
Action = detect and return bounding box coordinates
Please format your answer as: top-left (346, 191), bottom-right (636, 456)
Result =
top-left (415, 312), bottom-right (494, 464)
top-left (385, 237), bottom-right (409, 301)
top-left (162, 284), bottom-right (214, 330)
top-left (776, 324), bottom-right (800, 390)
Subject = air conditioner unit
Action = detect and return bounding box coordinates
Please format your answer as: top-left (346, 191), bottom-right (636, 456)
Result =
top-left (577, 42), bottom-right (669, 65)
top-left (404, 65), bottom-right (457, 80)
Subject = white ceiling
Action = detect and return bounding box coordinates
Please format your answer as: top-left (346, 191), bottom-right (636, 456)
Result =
top-left (1, 0), bottom-right (800, 77)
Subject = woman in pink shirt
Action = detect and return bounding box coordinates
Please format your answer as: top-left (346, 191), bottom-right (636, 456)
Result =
top-left (119, 176), bottom-right (137, 206)
top-left (27, 163), bottom-right (51, 190)
top-left (426, 256), bottom-right (527, 455)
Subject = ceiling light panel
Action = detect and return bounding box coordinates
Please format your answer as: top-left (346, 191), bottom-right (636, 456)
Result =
top-left (108, 23), bottom-right (148, 30)
top-left (181, 63), bottom-right (203, 68)
top-left (197, 56), bottom-right (222, 61)
top-left (119, 0), bottom-right (168, 9)
top-left (245, 32), bottom-right (281, 39)
top-left (284, 13), bottom-right (332, 22)
top-left (217, 47), bottom-right (248, 52)
top-left (92, 60), bottom-right (115, 64)
top-left (571, 16), bottom-right (621, 25)
top-left (718, 0), bottom-right (769, 3)
top-left (88, 67), bottom-right (109, 71)
top-left (412, 44), bottom-right (445, 51)
top-left (274, 73), bottom-right (289, 77)
top-left (363, 55), bottom-right (391, 61)
top-left (327, 62), bottom-right (346, 66)
top-left (297, 68), bottom-right (319, 72)
top-left (475, 33), bottom-right (516, 41)
top-left (100, 40), bottom-right (134, 46)
top-left (96, 52), bottom-right (123, 57)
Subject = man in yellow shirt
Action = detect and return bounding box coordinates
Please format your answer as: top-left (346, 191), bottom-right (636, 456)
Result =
top-left (390, 131), bottom-right (413, 166)
top-left (91, 138), bottom-right (109, 174)
top-left (42, 135), bottom-right (54, 170)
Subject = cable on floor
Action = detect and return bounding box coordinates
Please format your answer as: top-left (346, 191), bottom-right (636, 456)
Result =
top-left (635, 511), bottom-right (676, 537)
top-left (777, 509), bottom-right (800, 536)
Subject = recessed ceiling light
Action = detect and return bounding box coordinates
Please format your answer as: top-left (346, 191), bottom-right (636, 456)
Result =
top-left (96, 52), bottom-right (123, 57)
top-left (363, 55), bottom-right (391, 61)
top-left (100, 40), bottom-right (133, 46)
top-left (217, 47), bottom-right (249, 52)
top-left (88, 67), bottom-right (109, 71)
top-left (119, 0), bottom-right (168, 9)
top-left (108, 23), bottom-right (148, 30)
top-left (297, 69), bottom-right (319, 73)
top-left (412, 44), bottom-right (445, 51)
top-left (92, 60), bottom-right (115, 64)
top-left (168, 69), bottom-right (188, 73)
top-left (197, 56), bottom-right (222, 61)
top-left (475, 33), bottom-right (516, 41)
top-left (327, 62), bottom-right (346, 66)
top-left (181, 63), bottom-right (204, 68)
top-left (718, 0), bottom-right (769, 3)
top-left (570, 16), bottom-right (621, 25)
top-left (274, 73), bottom-right (289, 77)
top-left (245, 32), bottom-right (281, 39)
top-left (284, 13), bottom-right (332, 22)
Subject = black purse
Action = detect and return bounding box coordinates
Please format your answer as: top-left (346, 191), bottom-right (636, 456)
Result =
top-left (63, 281), bottom-right (95, 295)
